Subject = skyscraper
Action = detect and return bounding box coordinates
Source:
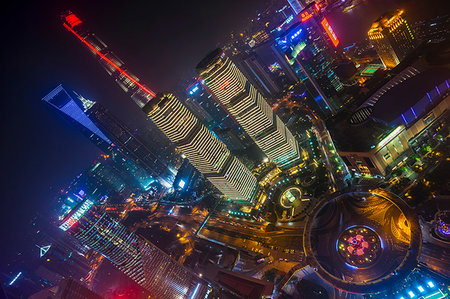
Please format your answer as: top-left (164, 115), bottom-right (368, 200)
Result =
top-left (62, 12), bottom-right (259, 203)
top-left (274, 3), bottom-right (343, 114)
top-left (143, 93), bottom-right (258, 203)
top-left (368, 10), bottom-right (416, 69)
top-left (42, 85), bottom-right (175, 189)
top-left (61, 12), bottom-right (156, 108)
top-left (196, 49), bottom-right (302, 169)
top-left (59, 199), bottom-right (208, 298)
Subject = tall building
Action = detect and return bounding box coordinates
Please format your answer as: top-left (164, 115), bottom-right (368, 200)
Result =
top-left (61, 12), bottom-right (156, 108)
top-left (42, 85), bottom-right (175, 189)
top-left (368, 10), bottom-right (416, 69)
top-left (233, 52), bottom-right (281, 98)
top-left (58, 200), bottom-right (208, 298)
top-left (196, 49), bottom-right (302, 169)
top-left (62, 12), bottom-right (258, 203)
top-left (143, 93), bottom-right (259, 203)
top-left (274, 3), bottom-right (344, 114)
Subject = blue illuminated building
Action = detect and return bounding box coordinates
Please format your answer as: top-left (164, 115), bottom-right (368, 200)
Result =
top-left (42, 85), bottom-right (176, 190)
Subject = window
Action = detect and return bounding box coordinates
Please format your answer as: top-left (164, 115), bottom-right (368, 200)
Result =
top-left (364, 157), bottom-right (375, 168)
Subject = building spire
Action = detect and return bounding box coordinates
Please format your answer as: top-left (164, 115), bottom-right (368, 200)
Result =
top-left (74, 91), bottom-right (95, 111)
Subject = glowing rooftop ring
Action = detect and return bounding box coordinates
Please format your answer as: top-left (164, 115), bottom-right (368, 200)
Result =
top-left (337, 226), bottom-right (382, 268)
top-left (280, 186), bottom-right (302, 208)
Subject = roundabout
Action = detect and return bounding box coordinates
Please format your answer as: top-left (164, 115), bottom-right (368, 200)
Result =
top-left (337, 226), bottom-right (382, 268)
top-left (303, 188), bottom-right (422, 294)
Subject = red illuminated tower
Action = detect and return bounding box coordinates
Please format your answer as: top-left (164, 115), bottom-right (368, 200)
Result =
top-left (61, 11), bottom-right (259, 204)
top-left (62, 12), bottom-right (156, 108)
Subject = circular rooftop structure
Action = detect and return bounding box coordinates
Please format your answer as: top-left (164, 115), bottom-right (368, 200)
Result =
top-left (337, 226), bottom-right (382, 268)
top-left (303, 189), bottom-right (421, 294)
top-left (280, 186), bottom-right (302, 209)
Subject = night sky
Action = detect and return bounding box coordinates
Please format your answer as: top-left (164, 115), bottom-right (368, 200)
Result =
top-left (2, 0), bottom-right (264, 266)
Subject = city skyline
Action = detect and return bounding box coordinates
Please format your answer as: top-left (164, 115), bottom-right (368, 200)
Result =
top-left (2, 0), bottom-right (449, 297)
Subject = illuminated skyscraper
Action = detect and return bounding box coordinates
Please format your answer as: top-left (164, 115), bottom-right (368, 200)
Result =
top-left (42, 85), bottom-right (175, 188)
top-left (62, 12), bottom-right (258, 203)
top-left (275, 3), bottom-right (343, 114)
top-left (59, 200), bottom-right (208, 298)
top-left (368, 10), bottom-right (416, 69)
top-left (143, 93), bottom-right (258, 203)
top-left (61, 12), bottom-right (156, 108)
top-left (196, 49), bottom-right (302, 169)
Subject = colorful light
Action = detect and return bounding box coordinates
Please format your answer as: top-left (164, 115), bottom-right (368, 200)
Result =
top-left (59, 200), bottom-right (94, 231)
top-left (9, 272), bottom-right (22, 286)
top-left (321, 18), bottom-right (339, 47)
top-left (219, 80), bottom-right (230, 90)
top-left (63, 20), bottom-right (156, 98)
top-left (65, 14), bottom-right (82, 28)
top-left (300, 11), bottom-right (313, 22)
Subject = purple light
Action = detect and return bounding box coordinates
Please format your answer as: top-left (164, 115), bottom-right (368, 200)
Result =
top-left (427, 93), bottom-right (432, 102)
top-left (410, 107), bottom-right (417, 118)
top-left (401, 113), bottom-right (407, 124)
top-left (435, 86), bottom-right (440, 95)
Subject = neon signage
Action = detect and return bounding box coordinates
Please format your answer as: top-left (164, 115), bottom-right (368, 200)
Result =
top-left (300, 11), bottom-right (314, 22)
top-left (321, 18), bottom-right (339, 47)
top-left (59, 200), bottom-right (94, 231)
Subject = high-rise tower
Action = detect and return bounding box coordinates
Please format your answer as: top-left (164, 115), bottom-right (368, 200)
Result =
top-left (143, 93), bottom-right (258, 203)
top-left (58, 199), bottom-right (208, 298)
top-left (61, 12), bottom-right (156, 108)
top-left (61, 12), bottom-right (259, 203)
top-left (196, 49), bottom-right (302, 169)
top-left (368, 10), bottom-right (416, 69)
top-left (42, 85), bottom-right (175, 189)
top-left (274, 2), bottom-right (344, 114)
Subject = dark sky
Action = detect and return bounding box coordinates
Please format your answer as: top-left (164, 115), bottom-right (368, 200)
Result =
top-left (2, 0), bottom-right (264, 267)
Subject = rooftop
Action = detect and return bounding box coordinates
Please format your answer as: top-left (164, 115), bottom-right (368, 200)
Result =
top-left (372, 67), bottom-right (450, 123)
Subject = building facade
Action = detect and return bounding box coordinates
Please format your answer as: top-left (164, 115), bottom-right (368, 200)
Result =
top-left (42, 85), bottom-right (175, 189)
top-left (274, 3), bottom-right (344, 114)
top-left (143, 93), bottom-right (259, 203)
top-left (368, 10), bottom-right (416, 69)
top-left (197, 49), bottom-right (302, 169)
top-left (339, 91), bottom-right (449, 176)
top-left (59, 200), bottom-right (208, 298)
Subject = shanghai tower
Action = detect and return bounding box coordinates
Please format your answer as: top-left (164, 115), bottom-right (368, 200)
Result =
top-left (61, 12), bottom-right (259, 203)
top-left (196, 49), bottom-right (302, 169)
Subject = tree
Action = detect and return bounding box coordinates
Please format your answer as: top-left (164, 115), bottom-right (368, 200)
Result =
top-left (262, 268), bottom-right (278, 282)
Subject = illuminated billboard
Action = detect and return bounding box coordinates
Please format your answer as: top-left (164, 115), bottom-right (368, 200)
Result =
top-left (59, 199), bottom-right (94, 231)
top-left (321, 18), bottom-right (339, 47)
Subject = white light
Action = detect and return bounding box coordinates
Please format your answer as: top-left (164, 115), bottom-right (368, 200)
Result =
top-left (178, 180), bottom-right (186, 188)
top-left (427, 281), bottom-right (435, 288)
top-left (417, 286), bottom-right (424, 292)
top-left (9, 272), bottom-right (22, 286)
top-left (408, 291), bottom-right (415, 298)
top-left (190, 283), bottom-right (200, 299)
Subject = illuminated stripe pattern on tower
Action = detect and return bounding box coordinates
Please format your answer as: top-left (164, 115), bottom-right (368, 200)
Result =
top-left (61, 12), bottom-right (258, 202)
top-left (143, 93), bottom-right (258, 203)
top-left (59, 200), bottom-right (207, 298)
top-left (197, 50), bottom-right (302, 169)
top-left (62, 12), bottom-right (156, 108)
